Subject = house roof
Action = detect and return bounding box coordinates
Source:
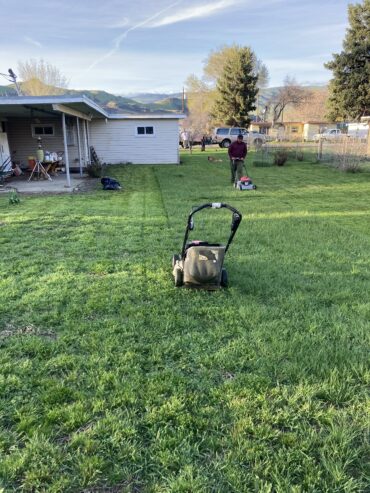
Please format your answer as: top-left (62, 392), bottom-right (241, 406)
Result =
top-left (0, 95), bottom-right (108, 118)
top-left (0, 95), bottom-right (185, 120)
top-left (250, 122), bottom-right (271, 127)
top-left (108, 113), bottom-right (185, 120)
top-left (304, 121), bottom-right (333, 124)
top-left (281, 121), bottom-right (333, 125)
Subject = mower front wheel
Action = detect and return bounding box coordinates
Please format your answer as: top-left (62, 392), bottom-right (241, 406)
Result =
top-left (221, 268), bottom-right (228, 288)
top-left (174, 267), bottom-right (184, 287)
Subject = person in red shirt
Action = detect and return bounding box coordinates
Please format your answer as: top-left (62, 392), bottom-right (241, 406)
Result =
top-left (228, 134), bottom-right (247, 186)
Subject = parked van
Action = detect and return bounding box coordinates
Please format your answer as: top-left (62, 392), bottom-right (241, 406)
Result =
top-left (212, 127), bottom-right (266, 148)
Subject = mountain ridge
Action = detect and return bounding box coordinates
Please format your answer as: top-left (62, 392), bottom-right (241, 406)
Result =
top-left (0, 84), bottom-right (327, 115)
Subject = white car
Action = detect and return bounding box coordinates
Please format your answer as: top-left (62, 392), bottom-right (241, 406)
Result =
top-left (212, 127), bottom-right (266, 148)
top-left (313, 129), bottom-right (344, 142)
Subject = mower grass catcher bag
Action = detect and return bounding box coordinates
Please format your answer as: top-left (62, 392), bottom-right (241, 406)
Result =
top-left (101, 177), bottom-right (122, 190)
top-left (183, 245), bottom-right (226, 288)
top-left (172, 202), bottom-right (242, 289)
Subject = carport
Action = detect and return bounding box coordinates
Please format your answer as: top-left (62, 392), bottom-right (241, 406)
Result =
top-left (0, 96), bottom-right (108, 187)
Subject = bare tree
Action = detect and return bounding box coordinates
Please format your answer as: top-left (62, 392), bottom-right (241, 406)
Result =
top-left (268, 76), bottom-right (311, 126)
top-left (17, 59), bottom-right (68, 96)
top-left (294, 87), bottom-right (329, 122)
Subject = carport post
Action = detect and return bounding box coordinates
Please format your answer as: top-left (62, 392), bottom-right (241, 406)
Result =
top-left (61, 113), bottom-right (71, 187)
top-left (86, 120), bottom-right (91, 162)
top-left (83, 120), bottom-right (89, 164)
top-left (76, 117), bottom-right (83, 176)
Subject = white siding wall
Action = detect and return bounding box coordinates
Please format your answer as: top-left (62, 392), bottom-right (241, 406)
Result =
top-left (90, 118), bottom-right (180, 164)
top-left (7, 117), bottom-right (80, 167)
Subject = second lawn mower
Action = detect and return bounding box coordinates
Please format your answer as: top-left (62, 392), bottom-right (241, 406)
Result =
top-left (172, 202), bottom-right (242, 289)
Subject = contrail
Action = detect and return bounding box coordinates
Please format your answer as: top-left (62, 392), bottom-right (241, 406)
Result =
top-left (86, 0), bottom-right (183, 72)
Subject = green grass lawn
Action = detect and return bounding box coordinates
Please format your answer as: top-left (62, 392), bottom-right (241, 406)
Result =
top-left (0, 149), bottom-right (369, 492)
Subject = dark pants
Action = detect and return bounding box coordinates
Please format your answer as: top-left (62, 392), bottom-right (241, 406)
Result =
top-left (230, 159), bottom-right (244, 184)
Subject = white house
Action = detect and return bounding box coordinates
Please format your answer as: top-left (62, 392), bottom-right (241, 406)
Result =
top-left (0, 95), bottom-right (184, 186)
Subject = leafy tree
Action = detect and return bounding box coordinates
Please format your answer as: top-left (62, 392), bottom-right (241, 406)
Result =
top-left (184, 45), bottom-right (267, 131)
top-left (325, 0), bottom-right (370, 121)
top-left (211, 47), bottom-right (258, 127)
top-left (204, 44), bottom-right (269, 90)
top-left (17, 59), bottom-right (68, 96)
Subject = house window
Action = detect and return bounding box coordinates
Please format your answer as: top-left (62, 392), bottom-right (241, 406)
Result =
top-left (66, 122), bottom-right (75, 145)
top-left (291, 126), bottom-right (299, 133)
top-left (136, 126), bottom-right (155, 136)
top-left (31, 124), bottom-right (55, 137)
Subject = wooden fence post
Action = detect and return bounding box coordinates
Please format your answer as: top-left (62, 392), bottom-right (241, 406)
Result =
top-left (318, 139), bottom-right (323, 160)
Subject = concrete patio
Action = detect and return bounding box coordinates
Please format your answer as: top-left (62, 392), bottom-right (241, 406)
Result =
top-left (0, 173), bottom-right (97, 194)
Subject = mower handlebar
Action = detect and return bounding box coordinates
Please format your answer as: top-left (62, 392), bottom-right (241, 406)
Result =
top-left (188, 202), bottom-right (241, 221)
top-left (181, 203), bottom-right (242, 257)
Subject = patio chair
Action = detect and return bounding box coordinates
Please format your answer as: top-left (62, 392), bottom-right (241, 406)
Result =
top-left (0, 156), bottom-right (12, 184)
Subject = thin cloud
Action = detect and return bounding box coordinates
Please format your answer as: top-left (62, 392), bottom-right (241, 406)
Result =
top-left (109, 17), bottom-right (130, 29)
top-left (147, 0), bottom-right (243, 27)
top-left (85, 0), bottom-right (183, 73)
top-left (24, 36), bottom-right (42, 48)
top-left (300, 22), bottom-right (347, 36)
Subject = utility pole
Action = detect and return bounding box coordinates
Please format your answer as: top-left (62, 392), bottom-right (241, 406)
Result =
top-left (182, 87), bottom-right (185, 113)
top-left (0, 68), bottom-right (22, 95)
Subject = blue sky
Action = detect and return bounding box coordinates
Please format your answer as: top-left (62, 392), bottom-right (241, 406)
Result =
top-left (0, 0), bottom-right (352, 94)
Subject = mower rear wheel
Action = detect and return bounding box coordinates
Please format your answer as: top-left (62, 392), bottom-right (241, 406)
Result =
top-left (221, 268), bottom-right (228, 288)
top-left (172, 254), bottom-right (181, 268)
top-left (174, 267), bottom-right (183, 287)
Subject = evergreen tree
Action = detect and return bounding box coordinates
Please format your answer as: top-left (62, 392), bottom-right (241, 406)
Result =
top-left (212, 47), bottom-right (258, 127)
top-left (325, 0), bottom-right (370, 121)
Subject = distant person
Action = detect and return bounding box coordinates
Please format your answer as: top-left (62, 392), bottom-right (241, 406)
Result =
top-left (201, 135), bottom-right (206, 152)
top-left (181, 130), bottom-right (190, 149)
top-left (228, 134), bottom-right (247, 186)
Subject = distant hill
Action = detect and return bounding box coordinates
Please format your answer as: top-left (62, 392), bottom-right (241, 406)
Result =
top-left (0, 85), bottom-right (183, 114)
top-left (0, 84), bottom-right (327, 118)
top-left (0, 85), bottom-right (18, 97)
top-left (127, 93), bottom-right (182, 104)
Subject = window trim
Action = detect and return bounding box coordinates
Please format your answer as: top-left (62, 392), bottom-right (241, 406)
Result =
top-left (31, 124), bottom-right (55, 138)
top-left (135, 125), bottom-right (155, 137)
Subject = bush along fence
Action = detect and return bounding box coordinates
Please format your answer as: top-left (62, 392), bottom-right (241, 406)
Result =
top-left (253, 137), bottom-right (369, 172)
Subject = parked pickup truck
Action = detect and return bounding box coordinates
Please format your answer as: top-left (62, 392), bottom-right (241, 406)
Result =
top-left (212, 127), bottom-right (266, 148)
top-left (313, 129), bottom-right (344, 142)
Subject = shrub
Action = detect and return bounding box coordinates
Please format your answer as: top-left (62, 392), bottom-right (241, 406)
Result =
top-left (86, 162), bottom-right (102, 178)
top-left (296, 151), bottom-right (304, 161)
top-left (8, 190), bottom-right (20, 205)
top-left (338, 160), bottom-right (362, 173)
top-left (274, 151), bottom-right (288, 166)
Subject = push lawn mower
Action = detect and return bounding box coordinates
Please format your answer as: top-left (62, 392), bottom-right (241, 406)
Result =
top-left (231, 159), bottom-right (257, 191)
top-left (235, 175), bottom-right (257, 190)
top-left (172, 203), bottom-right (242, 289)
